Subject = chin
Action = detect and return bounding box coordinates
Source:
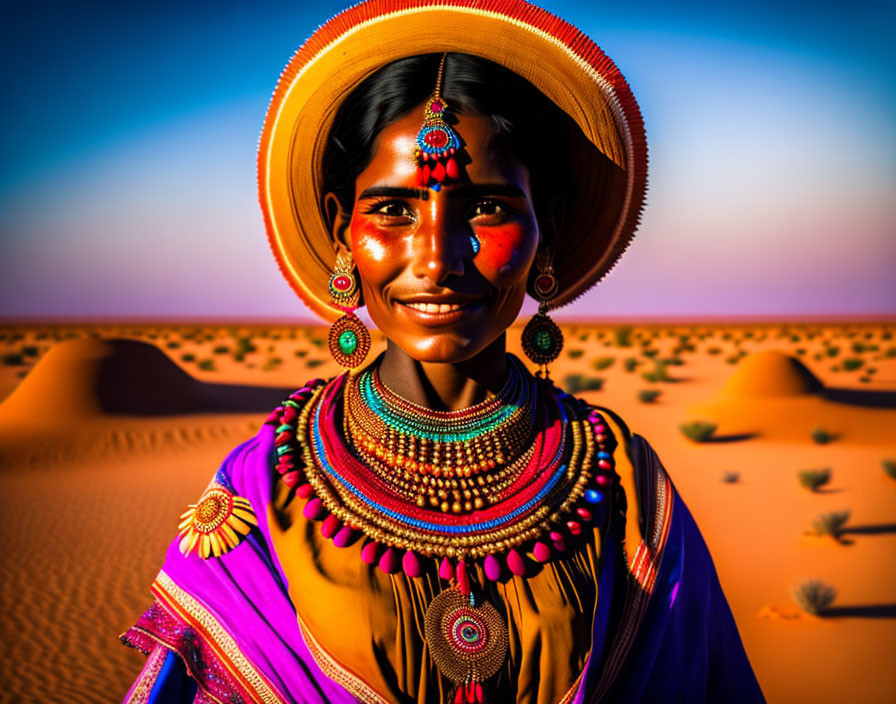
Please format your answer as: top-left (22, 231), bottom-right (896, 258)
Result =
top-left (399, 331), bottom-right (493, 364)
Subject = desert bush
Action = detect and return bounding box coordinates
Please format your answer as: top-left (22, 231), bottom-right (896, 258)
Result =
top-left (797, 467), bottom-right (831, 491)
top-left (166, 341), bottom-right (181, 349)
top-left (638, 389), bottom-right (661, 403)
top-left (824, 346), bottom-right (839, 357)
top-left (262, 357), bottom-right (283, 372)
top-left (306, 359), bottom-right (325, 368)
top-left (841, 358), bottom-right (864, 371)
top-left (882, 459), bottom-right (896, 480)
top-left (181, 353), bottom-right (196, 363)
top-left (884, 346), bottom-right (896, 358)
top-left (21, 345), bottom-right (39, 357)
top-left (613, 325), bottom-right (633, 347)
top-left (810, 426), bottom-right (834, 444)
top-left (679, 421), bottom-right (717, 443)
top-left (591, 356), bottom-right (615, 371)
top-left (294, 349), bottom-right (308, 358)
top-left (213, 345), bottom-right (230, 355)
top-left (792, 580), bottom-right (836, 615)
top-left (235, 337), bottom-right (257, 355)
top-left (623, 358), bottom-right (638, 372)
top-left (563, 374), bottom-right (604, 393)
top-left (866, 367), bottom-right (877, 375)
top-left (722, 472), bottom-right (740, 484)
top-left (641, 361), bottom-right (671, 383)
top-left (197, 359), bottom-right (215, 371)
top-left (725, 354), bottom-right (743, 365)
top-left (567, 349), bottom-right (585, 359)
top-left (811, 510), bottom-right (850, 538)
top-left (661, 357), bottom-right (684, 366)
top-left (707, 346), bottom-right (722, 355)
top-left (795, 348), bottom-right (806, 355)
top-left (308, 337), bottom-right (326, 349)
top-left (1, 353), bottom-right (24, 365)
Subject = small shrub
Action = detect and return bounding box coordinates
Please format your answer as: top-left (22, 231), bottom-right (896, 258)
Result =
top-left (235, 337), bottom-right (257, 355)
top-left (841, 358), bottom-right (864, 371)
top-left (792, 580), bottom-right (836, 615)
top-left (824, 346), bottom-right (839, 358)
top-left (181, 353), bottom-right (196, 363)
top-left (213, 345), bottom-right (230, 355)
top-left (567, 349), bottom-right (585, 359)
top-left (707, 346), bottom-right (722, 355)
top-left (722, 471), bottom-right (740, 484)
top-left (811, 510), bottom-right (850, 538)
top-left (563, 374), bottom-right (604, 393)
top-left (21, 345), bottom-right (39, 357)
top-left (306, 359), bottom-right (325, 368)
top-left (623, 357), bottom-right (638, 372)
top-left (885, 346), bottom-right (896, 358)
top-left (725, 354), bottom-right (743, 365)
top-left (197, 359), bottom-right (215, 371)
top-left (613, 325), bottom-right (633, 347)
top-left (798, 467), bottom-right (831, 492)
top-left (166, 341), bottom-right (181, 349)
top-left (642, 361), bottom-right (671, 383)
top-left (294, 349), bottom-right (308, 358)
top-left (638, 389), bottom-right (661, 403)
top-left (661, 356), bottom-right (684, 366)
top-left (2, 353), bottom-right (24, 365)
top-left (642, 348), bottom-right (659, 358)
top-left (679, 421), bottom-right (717, 443)
top-left (882, 459), bottom-right (896, 480)
top-left (591, 356), bottom-right (615, 371)
top-left (810, 426), bottom-right (834, 444)
top-left (308, 337), bottom-right (325, 349)
top-left (262, 357), bottom-right (283, 372)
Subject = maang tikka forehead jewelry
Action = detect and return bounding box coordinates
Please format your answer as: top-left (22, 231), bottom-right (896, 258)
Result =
top-left (415, 54), bottom-right (463, 191)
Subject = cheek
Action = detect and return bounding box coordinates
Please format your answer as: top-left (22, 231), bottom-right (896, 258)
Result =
top-left (475, 223), bottom-right (537, 282)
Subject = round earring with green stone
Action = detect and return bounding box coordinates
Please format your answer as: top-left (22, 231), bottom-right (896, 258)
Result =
top-left (522, 263), bottom-right (563, 377)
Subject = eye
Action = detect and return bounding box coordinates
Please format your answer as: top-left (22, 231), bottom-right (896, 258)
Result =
top-left (364, 200), bottom-right (416, 221)
top-left (468, 200), bottom-right (506, 220)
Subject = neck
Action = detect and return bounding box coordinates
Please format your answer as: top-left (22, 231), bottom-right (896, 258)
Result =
top-left (375, 335), bottom-right (509, 411)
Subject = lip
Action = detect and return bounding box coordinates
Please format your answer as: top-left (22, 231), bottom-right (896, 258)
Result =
top-left (395, 296), bottom-right (486, 325)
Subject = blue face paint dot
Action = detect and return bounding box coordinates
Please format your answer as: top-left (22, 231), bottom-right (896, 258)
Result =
top-left (470, 235), bottom-right (481, 255)
top-left (585, 489), bottom-right (604, 504)
top-left (431, 183), bottom-right (441, 192)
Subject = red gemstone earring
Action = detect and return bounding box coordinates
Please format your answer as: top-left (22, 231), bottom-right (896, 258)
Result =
top-left (521, 261), bottom-right (564, 378)
top-left (327, 251), bottom-right (371, 370)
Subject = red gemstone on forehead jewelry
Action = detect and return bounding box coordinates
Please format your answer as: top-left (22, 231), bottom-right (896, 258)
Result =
top-left (332, 275), bottom-right (352, 291)
top-left (424, 129), bottom-right (449, 148)
top-left (430, 100), bottom-right (443, 112)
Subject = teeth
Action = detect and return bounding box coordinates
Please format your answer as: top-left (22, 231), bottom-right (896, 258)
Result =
top-left (405, 302), bottom-right (465, 313)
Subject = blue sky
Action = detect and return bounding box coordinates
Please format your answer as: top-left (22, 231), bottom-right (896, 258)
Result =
top-left (2, 0), bottom-right (894, 319)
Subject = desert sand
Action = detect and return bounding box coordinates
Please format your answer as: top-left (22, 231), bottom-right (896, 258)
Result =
top-left (0, 320), bottom-right (894, 703)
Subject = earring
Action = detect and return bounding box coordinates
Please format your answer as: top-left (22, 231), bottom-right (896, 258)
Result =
top-left (521, 262), bottom-right (564, 378)
top-left (327, 251), bottom-right (371, 370)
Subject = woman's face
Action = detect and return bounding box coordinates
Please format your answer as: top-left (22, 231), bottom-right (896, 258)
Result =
top-left (338, 107), bottom-right (541, 363)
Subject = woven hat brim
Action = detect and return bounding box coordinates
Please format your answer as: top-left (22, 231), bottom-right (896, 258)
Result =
top-left (259, 0), bottom-right (647, 321)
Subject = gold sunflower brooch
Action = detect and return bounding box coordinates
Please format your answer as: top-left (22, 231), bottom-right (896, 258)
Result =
top-left (177, 483), bottom-right (257, 559)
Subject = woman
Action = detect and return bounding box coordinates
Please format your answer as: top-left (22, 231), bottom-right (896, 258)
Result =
top-left (122, 2), bottom-right (764, 702)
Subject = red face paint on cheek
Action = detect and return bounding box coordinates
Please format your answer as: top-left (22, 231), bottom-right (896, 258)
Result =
top-left (475, 223), bottom-right (536, 281)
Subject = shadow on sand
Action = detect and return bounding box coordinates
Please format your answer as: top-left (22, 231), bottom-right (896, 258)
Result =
top-left (821, 604), bottom-right (896, 619)
top-left (822, 387), bottom-right (896, 409)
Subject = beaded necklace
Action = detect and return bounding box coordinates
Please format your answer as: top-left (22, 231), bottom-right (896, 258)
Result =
top-left (266, 359), bottom-right (617, 703)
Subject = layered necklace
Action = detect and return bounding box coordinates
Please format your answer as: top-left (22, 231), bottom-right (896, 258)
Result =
top-left (266, 356), bottom-right (617, 703)
top-left (344, 356), bottom-right (536, 513)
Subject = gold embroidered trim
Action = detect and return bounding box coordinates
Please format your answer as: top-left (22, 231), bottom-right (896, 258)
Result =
top-left (125, 644), bottom-right (168, 704)
top-left (297, 612), bottom-right (390, 704)
top-left (588, 437), bottom-right (673, 703)
top-left (153, 571), bottom-right (285, 704)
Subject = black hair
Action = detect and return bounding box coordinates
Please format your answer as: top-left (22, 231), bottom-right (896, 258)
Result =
top-left (321, 53), bottom-right (577, 236)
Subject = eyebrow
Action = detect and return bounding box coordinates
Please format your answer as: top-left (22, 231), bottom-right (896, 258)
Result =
top-left (358, 186), bottom-right (430, 201)
top-left (447, 184), bottom-right (527, 199)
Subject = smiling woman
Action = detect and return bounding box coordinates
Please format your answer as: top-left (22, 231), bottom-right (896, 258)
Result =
top-left (121, 2), bottom-right (764, 703)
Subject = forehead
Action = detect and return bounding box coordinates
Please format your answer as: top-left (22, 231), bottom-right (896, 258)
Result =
top-left (359, 106), bottom-right (528, 187)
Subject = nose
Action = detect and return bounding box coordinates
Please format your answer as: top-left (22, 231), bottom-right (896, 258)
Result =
top-left (410, 196), bottom-right (468, 285)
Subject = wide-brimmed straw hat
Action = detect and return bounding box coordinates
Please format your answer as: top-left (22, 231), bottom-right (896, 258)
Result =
top-left (258, 0), bottom-right (647, 321)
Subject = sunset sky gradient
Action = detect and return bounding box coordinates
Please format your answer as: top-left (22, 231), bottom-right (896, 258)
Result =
top-left (2, 0), bottom-right (894, 321)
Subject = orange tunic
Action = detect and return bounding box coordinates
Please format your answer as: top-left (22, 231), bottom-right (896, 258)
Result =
top-left (267, 410), bottom-right (644, 704)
